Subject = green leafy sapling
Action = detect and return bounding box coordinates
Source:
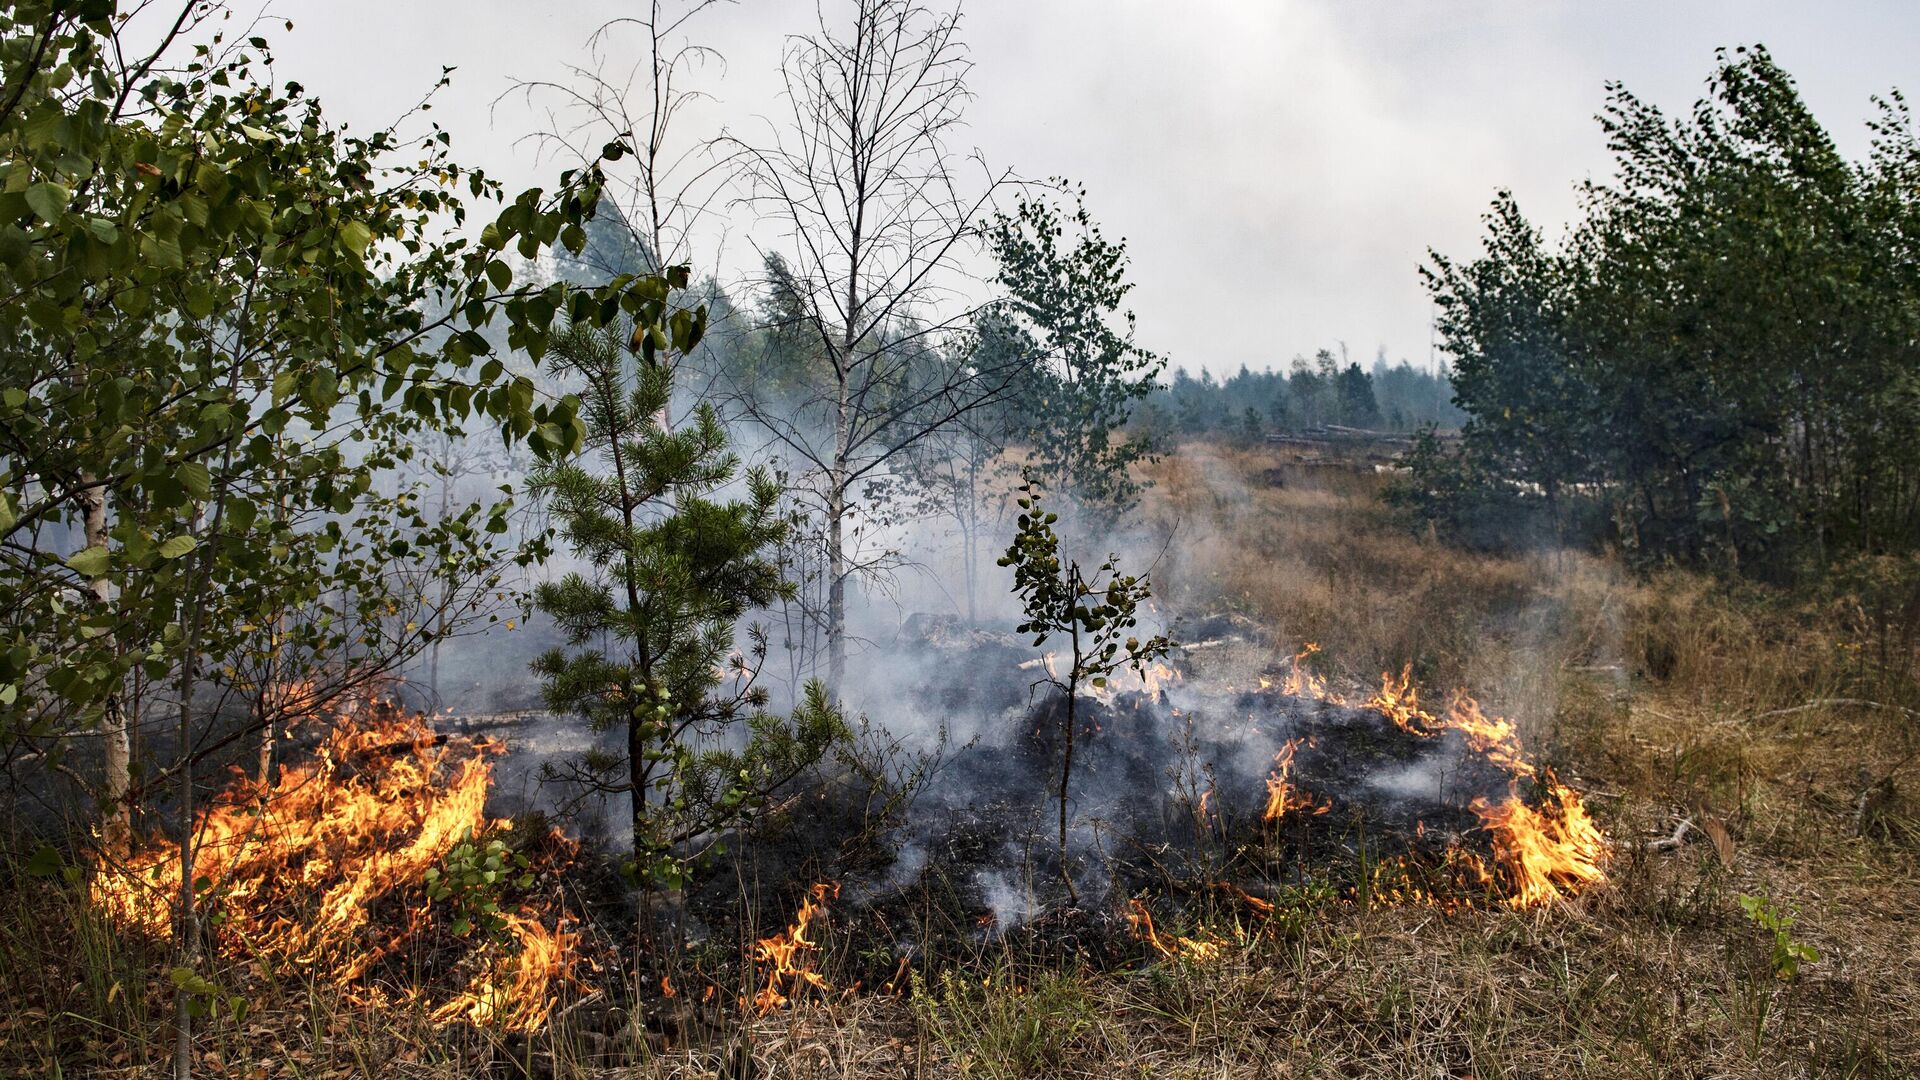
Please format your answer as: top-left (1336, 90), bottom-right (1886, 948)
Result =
top-left (999, 475), bottom-right (1172, 900)
top-left (1738, 893), bottom-right (1820, 980)
top-left (424, 827), bottom-right (534, 943)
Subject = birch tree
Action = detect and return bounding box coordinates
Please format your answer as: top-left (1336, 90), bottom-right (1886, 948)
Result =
top-left (0, 6), bottom-right (679, 1071)
top-left (729, 0), bottom-right (1023, 692)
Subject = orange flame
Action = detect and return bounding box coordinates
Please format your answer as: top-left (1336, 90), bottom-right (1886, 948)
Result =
top-left (1470, 770), bottom-right (1606, 908)
top-left (751, 881), bottom-right (838, 1013)
top-left (1261, 737), bottom-right (1331, 823)
top-left (1125, 899), bottom-right (1226, 962)
top-left (1368, 665), bottom-right (1533, 777)
top-left (1277, 643), bottom-right (1349, 705)
top-left (430, 914), bottom-right (579, 1031)
top-left (90, 702), bottom-right (579, 1032)
top-left (1265, 651), bottom-right (1608, 909)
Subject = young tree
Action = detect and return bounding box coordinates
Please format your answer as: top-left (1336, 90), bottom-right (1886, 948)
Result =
top-left (0, 7), bottom-right (659, 1068)
top-left (1423, 192), bottom-right (1594, 519)
top-left (403, 427), bottom-right (516, 705)
top-left (729, 0), bottom-right (1023, 694)
top-left (892, 413), bottom-right (1013, 624)
top-left (1423, 46), bottom-right (1920, 569)
top-left (987, 183), bottom-right (1165, 520)
top-left (527, 315), bottom-right (844, 945)
top-left (1000, 477), bottom-right (1170, 900)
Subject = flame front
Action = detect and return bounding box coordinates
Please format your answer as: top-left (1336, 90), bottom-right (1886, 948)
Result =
top-left (1125, 898), bottom-right (1226, 961)
top-left (1279, 642), bottom-right (1345, 703)
top-left (1470, 770), bottom-right (1606, 908)
top-left (1368, 665), bottom-right (1533, 777)
top-left (90, 701), bottom-right (578, 1032)
top-left (1360, 666), bottom-right (1605, 905)
top-left (752, 881), bottom-right (839, 1013)
top-left (1261, 737), bottom-right (1331, 823)
top-left (430, 914), bottom-right (579, 1031)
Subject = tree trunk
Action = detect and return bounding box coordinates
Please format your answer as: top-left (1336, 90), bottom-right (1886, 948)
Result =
top-left (255, 699), bottom-right (274, 787)
top-left (173, 514), bottom-right (215, 1080)
top-left (79, 476), bottom-right (132, 860)
top-left (1058, 685), bottom-right (1076, 902)
top-left (829, 153), bottom-right (862, 697)
top-left (1059, 586), bottom-right (1081, 904)
top-left (827, 481), bottom-right (847, 695)
top-left (628, 710), bottom-right (651, 968)
top-left (259, 446), bottom-right (290, 785)
top-left (173, 651), bottom-right (199, 1080)
top-left (826, 356), bottom-right (852, 696)
top-left (962, 455), bottom-right (979, 625)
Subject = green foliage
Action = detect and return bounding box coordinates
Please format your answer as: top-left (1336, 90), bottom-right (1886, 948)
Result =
top-left (423, 827), bottom-right (533, 942)
top-left (910, 967), bottom-right (1104, 1079)
top-left (988, 182), bottom-right (1163, 520)
top-left (1001, 479), bottom-right (1170, 675)
top-left (0, 1), bottom-right (682, 813)
top-left (999, 476), bottom-right (1171, 888)
top-left (1383, 430), bottom-right (1573, 550)
top-left (1425, 193), bottom-right (1594, 512)
top-left (167, 965), bottom-right (247, 1022)
top-left (528, 319), bottom-right (845, 890)
top-left (1738, 893), bottom-right (1820, 980)
top-left (1419, 46), bottom-right (1920, 571)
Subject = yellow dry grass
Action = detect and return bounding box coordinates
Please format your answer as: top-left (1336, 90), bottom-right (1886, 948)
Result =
top-left (6, 442), bottom-right (1917, 1078)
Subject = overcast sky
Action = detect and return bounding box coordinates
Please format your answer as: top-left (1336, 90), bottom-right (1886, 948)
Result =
top-left (267, 1), bottom-right (1920, 377)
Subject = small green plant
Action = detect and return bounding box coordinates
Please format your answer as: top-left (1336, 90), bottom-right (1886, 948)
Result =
top-left (424, 828), bottom-right (534, 941)
top-left (168, 965), bottom-right (249, 1023)
top-left (911, 966), bottom-right (1102, 1078)
top-left (1000, 475), bottom-right (1173, 898)
top-left (1738, 893), bottom-right (1819, 979)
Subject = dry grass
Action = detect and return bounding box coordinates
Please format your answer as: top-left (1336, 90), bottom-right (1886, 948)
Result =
top-left (6, 442), bottom-right (1918, 1077)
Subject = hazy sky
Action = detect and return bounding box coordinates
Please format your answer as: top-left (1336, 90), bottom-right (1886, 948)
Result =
top-left (267, 1), bottom-right (1920, 376)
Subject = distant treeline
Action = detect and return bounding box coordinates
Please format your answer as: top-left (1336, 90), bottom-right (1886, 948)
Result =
top-left (1396, 46), bottom-right (1920, 577)
top-left (1136, 350), bottom-right (1464, 441)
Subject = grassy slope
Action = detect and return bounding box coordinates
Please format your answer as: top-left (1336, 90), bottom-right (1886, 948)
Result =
top-left (745, 445), bottom-right (1920, 1079)
top-left (5, 443), bottom-right (1916, 1078)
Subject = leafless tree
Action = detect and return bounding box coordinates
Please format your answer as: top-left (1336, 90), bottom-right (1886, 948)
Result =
top-left (727, 0), bottom-right (1024, 693)
top-left (504, 0), bottom-right (737, 280)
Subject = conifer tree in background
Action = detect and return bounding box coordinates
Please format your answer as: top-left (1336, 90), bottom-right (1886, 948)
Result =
top-left (528, 311), bottom-right (845, 932)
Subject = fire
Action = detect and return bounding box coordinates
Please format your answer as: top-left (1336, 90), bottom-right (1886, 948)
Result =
top-left (751, 881), bottom-right (839, 1013)
top-left (90, 701), bottom-right (579, 1032)
top-left (1368, 665), bottom-right (1533, 777)
top-left (1216, 882), bottom-right (1275, 915)
top-left (1133, 661), bottom-right (1182, 699)
top-left (1257, 652), bottom-right (1609, 909)
top-left (1366, 666), bottom-right (1604, 906)
top-left (1125, 899), bottom-right (1226, 962)
top-left (1261, 737), bottom-right (1331, 823)
top-left (429, 914), bottom-right (579, 1031)
top-left (1471, 770), bottom-right (1606, 908)
top-left (1277, 642), bottom-right (1347, 704)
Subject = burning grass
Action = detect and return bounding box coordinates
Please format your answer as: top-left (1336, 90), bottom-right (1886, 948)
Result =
top-left (4, 443), bottom-right (1917, 1077)
top-left (89, 699), bottom-right (589, 1037)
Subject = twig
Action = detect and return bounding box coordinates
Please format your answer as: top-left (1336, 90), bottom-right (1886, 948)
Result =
top-left (1644, 817), bottom-right (1697, 852)
top-left (1749, 698), bottom-right (1919, 723)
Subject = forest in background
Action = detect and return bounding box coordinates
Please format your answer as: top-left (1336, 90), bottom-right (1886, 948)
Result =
top-left (1, 2), bottom-right (1917, 1078)
top-left (1398, 46), bottom-right (1920, 582)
